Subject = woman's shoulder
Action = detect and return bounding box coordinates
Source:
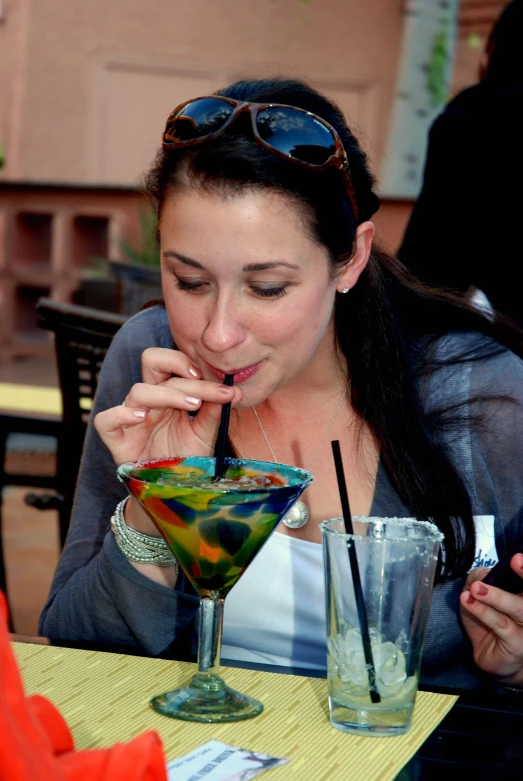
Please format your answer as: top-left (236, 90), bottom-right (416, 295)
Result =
top-left (427, 330), bottom-right (523, 399)
top-left (429, 329), bottom-right (512, 358)
top-left (96, 304), bottom-right (173, 396)
top-left (112, 304), bottom-right (173, 353)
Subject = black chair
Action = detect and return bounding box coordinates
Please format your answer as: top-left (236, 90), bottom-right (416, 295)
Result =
top-left (0, 299), bottom-right (127, 624)
top-left (32, 298), bottom-right (128, 540)
top-left (0, 413), bottom-right (62, 628)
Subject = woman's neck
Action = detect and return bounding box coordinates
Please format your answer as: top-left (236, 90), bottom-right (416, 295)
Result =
top-left (262, 337), bottom-right (349, 418)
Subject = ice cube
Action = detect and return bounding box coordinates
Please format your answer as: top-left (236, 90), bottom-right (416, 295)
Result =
top-left (375, 642), bottom-right (407, 698)
top-left (395, 629), bottom-right (409, 654)
top-left (345, 650), bottom-right (369, 687)
top-left (327, 635), bottom-right (342, 660)
top-left (343, 627), bottom-right (363, 656)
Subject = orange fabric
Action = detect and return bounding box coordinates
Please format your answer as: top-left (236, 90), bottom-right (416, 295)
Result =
top-left (27, 696), bottom-right (74, 756)
top-left (0, 592), bottom-right (167, 781)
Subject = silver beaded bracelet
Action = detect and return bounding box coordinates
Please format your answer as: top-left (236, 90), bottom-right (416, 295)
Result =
top-left (110, 497), bottom-right (178, 570)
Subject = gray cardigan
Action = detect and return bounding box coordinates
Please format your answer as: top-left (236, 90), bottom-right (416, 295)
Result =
top-left (39, 306), bottom-right (523, 689)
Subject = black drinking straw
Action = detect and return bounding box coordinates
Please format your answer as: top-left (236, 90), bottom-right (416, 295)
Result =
top-left (214, 374), bottom-right (235, 479)
top-left (331, 440), bottom-right (381, 704)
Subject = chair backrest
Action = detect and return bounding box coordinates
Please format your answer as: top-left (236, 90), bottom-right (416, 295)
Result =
top-left (35, 298), bottom-right (127, 497)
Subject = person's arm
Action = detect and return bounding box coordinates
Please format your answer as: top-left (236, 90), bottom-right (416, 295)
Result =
top-left (122, 493), bottom-right (178, 589)
top-left (39, 308), bottom-right (200, 656)
top-left (458, 347), bottom-right (523, 685)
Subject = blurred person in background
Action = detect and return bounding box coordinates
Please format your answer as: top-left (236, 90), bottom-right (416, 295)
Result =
top-left (398, 0), bottom-right (523, 326)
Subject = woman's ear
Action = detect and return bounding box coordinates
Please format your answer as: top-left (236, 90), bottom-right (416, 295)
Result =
top-left (336, 221), bottom-right (375, 293)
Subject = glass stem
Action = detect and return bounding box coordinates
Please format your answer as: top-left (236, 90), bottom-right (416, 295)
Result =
top-left (198, 595), bottom-right (224, 677)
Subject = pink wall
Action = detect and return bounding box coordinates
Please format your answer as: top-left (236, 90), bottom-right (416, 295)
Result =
top-left (0, 0), bottom-right (404, 189)
top-left (0, 0), bottom-right (506, 258)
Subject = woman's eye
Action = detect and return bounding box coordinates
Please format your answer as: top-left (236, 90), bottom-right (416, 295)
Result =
top-left (175, 278), bottom-right (209, 292)
top-left (174, 276), bottom-right (288, 298)
top-left (251, 285), bottom-right (288, 299)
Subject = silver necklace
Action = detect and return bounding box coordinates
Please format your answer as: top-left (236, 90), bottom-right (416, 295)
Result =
top-left (252, 384), bottom-right (350, 529)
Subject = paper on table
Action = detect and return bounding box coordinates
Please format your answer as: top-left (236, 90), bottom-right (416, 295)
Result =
top-left (167, 740), bottom-right (288, 781)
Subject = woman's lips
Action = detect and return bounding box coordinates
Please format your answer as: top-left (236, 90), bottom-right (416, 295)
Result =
top-left (206, 361), bottom-right (262, 384)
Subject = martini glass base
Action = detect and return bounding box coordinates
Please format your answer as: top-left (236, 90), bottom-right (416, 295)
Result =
top-left (150, 673), bottom-right (264, 723)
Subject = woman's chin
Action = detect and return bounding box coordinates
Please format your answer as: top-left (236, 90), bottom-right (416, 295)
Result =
top-left (234, 385), bottom-right (274, 409)
top-left (234, 395), bottom-right (262, 409)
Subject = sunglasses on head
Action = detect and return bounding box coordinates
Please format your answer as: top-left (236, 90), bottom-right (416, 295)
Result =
top-left (162, 96), bottom-right (359, 223)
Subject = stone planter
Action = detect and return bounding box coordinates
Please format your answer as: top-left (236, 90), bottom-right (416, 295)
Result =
top-left (74, 276), bottom-right (119, 313)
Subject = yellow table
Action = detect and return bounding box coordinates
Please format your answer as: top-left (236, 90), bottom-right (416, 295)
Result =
top-left (0, 382), bottom-right (92, 415)
top-left (14, 644), bottom-right (457, 781)
top-left (0, 383), bottom-right (62, 416)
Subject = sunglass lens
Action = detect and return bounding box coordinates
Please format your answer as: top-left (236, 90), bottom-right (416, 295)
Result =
top-left (256, 107), bottom-right (335, 165)
top-left (165, 98), bottom-right (234, 142)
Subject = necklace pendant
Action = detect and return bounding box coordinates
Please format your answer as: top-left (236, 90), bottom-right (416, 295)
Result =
top-left (282, 500), bottom-right (310, 529)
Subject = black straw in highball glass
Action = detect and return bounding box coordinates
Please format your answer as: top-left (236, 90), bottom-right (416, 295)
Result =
top-left (331, 439), bottom-right (380, 704)
top-left (214, 374), bottom-right (235, 479)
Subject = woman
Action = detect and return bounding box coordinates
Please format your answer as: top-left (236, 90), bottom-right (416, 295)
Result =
top-left (40, 78), bottom-right (523, 690)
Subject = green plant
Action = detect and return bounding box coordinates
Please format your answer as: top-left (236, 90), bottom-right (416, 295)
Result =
top-left (467, 32), bottom-right (482, 50)
top-left (426, 23), bottom-right (450, 107)
top-left (120, 208), bottom-right (160, 267)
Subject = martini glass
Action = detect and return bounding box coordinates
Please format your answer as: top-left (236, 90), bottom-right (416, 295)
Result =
top-left (117, 455), bottom-right (312, 722)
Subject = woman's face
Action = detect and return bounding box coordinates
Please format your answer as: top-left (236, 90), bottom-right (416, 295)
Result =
top-left (160, 187), bottom-right (342, 406)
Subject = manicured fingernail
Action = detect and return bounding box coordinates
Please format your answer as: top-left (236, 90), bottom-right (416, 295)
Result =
top-left (466, 593), bottom-right (476, 605)
top-left (189, 364), bottom-right (200, 377)
top-left (477, 584), bottom-right (489, 596)
top-left (218, 384), bottom-right (234, 393)
top-left (185, 395), bottom-right (201, 405)
top-left (133, 409), bottom-right (146, 419)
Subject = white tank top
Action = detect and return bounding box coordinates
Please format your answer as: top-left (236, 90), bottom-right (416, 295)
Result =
top-left (221, 531), bottom-right (327, 670)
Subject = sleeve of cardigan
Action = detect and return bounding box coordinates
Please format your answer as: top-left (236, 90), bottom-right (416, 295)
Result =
top-left (468, 345), bottom-right (523, 555)
top-left (38, 307), bottom-right (199, 656)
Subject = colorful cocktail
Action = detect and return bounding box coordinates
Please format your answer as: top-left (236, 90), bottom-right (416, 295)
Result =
top-left (118, 456), bottom-right (312, 722)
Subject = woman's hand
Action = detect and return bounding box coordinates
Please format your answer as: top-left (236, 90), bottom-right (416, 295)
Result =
top-left (94, 347), bottom-right (243, 467)
top-left (460, 553), bottom-right (523, 686)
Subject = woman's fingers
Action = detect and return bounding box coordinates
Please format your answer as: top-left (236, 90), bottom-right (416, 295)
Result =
top-left (461, 580), bottom-right (523, 633)
top-left (123, 379), bottom-right (238, 412)
top-left (459, 587), bottom-right (523, 678)
top-left (460, 566), bottom-right (523, 681)
top-left (464, 566), bottom-right (490, 589)
top-left (510, 552), bottom-right (523, 576)
top-left (94, 404), bottom-right (148, 437)
top-left (140, 347), bottom-right (201, 386)
top-left (187, 397), bottom-right (234, 448)
top-left (94, 353), bottom-right (244, 459)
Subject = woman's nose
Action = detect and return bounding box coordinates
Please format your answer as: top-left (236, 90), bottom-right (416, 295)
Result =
top-left (201, 301), bottom-right (247, 353)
